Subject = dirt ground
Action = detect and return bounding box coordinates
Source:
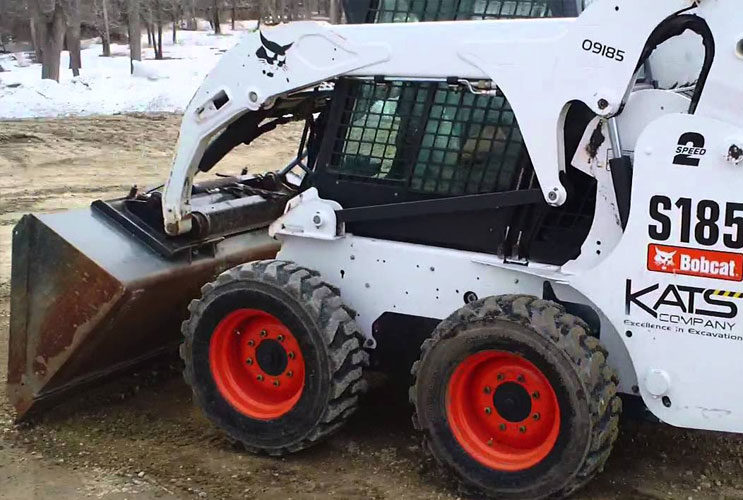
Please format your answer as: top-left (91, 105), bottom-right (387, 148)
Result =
top-left (1, 114), bottom-right (743, 500)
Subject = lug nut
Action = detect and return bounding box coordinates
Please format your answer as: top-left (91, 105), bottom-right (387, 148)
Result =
top-left (260, 330), bottom-right (267, 338)
top-left (234, 329), bottom-right (241, 335)
top-left (499, 423), bottom-right (506, 431)
top-left (519, 426), bottom-right (527, 433)
top-left (497, 373), bottom-right (505, 381)
top-left (532, 391), bottom-right (540, 400)
top-left (273, 380), bottom-right (280, 387)
top-left (532, 413), bottom-right (541, 421)
top-left (246, 358), bottom-right (253, 365)
top-left (483, 386), bottom-right (491, 394)
top-left (486, 439), bottom-right (493, 447)
top-left (277, 334), bottom-right (284, 342)
top-left (517, 374), bottom-right (525, 383)
top-left (257, 374), bottom-right (264, 381)
top-left (286, 370), bottom-right (293, 377)
top-left (288, 352), bottom-right (295, 360)
top-left (247, 339), bottom-right (255, 347)
top-left (484, 407), bottom-right (492, 415)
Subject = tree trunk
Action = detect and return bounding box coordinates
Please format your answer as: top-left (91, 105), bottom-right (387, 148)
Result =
top-left (66, 0), bottom-right (82, 77)
top-left (153, 0), bottom-right (162, 59)
top-left (329, 0), bottom-right (339, 23)
top-left (29, 18), bottom-right (42, 62)
top-left (172, 16), bottom-right (177, 43)
top-left (127, 0), bottom-right (141, 74)
top-left (101, 35), bottom-right (111, 56)
top-left (269, 0), bottom-right (277, 23)
top-left (146, 23), bottom-right (152, 46)
top-left (212, 0), bottom-right (221, 34)
top-left (231, 3), bottom-right (235, 30)
top-left (66, 26), bottom-right (81, 76)
top-left (304, 0), bottom-right (312, 20)
top-left (30, 1), bottom-right (67, 81)
top-left (187, 0), bottom-right (196, 30)
top-left (156, 23), bottom-right (163, 59)
top-left (101, 0), bottom-right (111, 56)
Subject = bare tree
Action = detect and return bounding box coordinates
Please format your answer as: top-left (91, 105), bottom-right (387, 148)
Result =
top-left (152, 0), bottom-right (163, 58)
top-left (100, 0), bottom-right (111, 56)
top-left (170, 0), bottom-right (179, 43)
top-left (211, 0), bottom-right (221, 34)
top-left (127, 0), bottom-right (141, 73)
top-left (30, 18), bottom-right (41, 60)
top-left (27, 0), bottom-right (68, 80)
top-left (66, 0), bottom-right (81, 76)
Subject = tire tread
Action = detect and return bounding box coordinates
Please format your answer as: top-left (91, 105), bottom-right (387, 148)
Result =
top-left (181, 260), bottom-right (369, 456)
top-left (410, 295), bottom-right (621, 499)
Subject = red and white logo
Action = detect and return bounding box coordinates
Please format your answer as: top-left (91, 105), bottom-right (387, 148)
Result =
top-left (647, 244), bottom-right (743, 282)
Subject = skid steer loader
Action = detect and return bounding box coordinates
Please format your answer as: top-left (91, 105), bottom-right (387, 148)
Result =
top-left (8, 0), bottom-right (743, 497)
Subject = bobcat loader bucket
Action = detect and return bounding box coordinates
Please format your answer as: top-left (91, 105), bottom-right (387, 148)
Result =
top-left (7, 179), bottom-right (285, 421)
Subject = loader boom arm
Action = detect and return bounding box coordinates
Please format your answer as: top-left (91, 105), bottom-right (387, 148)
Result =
top-left (162, 0), bottom-right (696, 236)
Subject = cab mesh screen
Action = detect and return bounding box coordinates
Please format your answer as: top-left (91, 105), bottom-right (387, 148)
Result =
top-left (329, 82), bottom-right (524, 196)
top-left (369, 0), bottom-right (551, 22)
top-left (329, 0), bottom-right (556, 196)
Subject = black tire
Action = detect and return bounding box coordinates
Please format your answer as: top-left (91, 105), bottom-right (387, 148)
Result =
top-left (181, 260), bottom-right (368, 455)
top-left (411, 295), bottom-right (621, 499)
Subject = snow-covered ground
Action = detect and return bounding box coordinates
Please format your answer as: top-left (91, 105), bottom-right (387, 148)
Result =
top-left (0, 21), bottom-right (257, 119)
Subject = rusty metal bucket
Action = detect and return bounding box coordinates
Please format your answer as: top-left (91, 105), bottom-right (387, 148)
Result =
top-left (7, 205), bottom-right (280, 421)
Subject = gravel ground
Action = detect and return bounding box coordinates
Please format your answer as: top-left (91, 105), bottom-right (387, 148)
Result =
top-left (1, 114), bottom-right (743, 500)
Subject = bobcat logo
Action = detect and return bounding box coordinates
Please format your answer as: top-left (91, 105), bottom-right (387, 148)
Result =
top-left (256, 32), bottom-right (293, 78)
top-left (654, 248), bottom-right (677, 271)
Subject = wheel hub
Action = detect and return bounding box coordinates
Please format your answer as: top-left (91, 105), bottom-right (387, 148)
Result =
top-left (447, 350), bottom-right (560, 472)
top-left (256, 339), bottom-right (289, 376)
top-left (493, 382), bottom-right (532, 423)
top-left (209, 309), bottom-right (306, 420)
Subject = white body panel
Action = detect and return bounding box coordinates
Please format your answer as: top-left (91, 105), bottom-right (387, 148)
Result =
top-left (278, 112), bottom-right (743, 432)
top-left (573, 113), bottom-right (743, 432)
top-left (171, 0), bottom-right (743, 433)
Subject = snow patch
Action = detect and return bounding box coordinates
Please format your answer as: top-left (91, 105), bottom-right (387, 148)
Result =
top-left (0, 24), bottom-right (254, 119)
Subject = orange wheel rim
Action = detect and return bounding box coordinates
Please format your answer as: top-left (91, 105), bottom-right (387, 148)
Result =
top-left (446, 351), bottom-right (560, 471)
top-left (209, 309), bottom-right (305, 420)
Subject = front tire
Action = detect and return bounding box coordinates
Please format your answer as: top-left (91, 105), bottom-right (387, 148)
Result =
top-left (181, 260), bottom-right (368, 455)
top-left (411, 295), bottom-right (621, 499)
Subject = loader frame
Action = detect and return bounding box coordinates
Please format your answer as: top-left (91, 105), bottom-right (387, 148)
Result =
top-left (262, 0), bottom-right (743, 434)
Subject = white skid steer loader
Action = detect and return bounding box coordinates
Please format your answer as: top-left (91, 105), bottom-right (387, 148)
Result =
top-left (8, 0), bottom-right (743, 498)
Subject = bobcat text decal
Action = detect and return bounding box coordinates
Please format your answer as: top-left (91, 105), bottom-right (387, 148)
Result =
top-left (647, 244), bottom-right (743, 282)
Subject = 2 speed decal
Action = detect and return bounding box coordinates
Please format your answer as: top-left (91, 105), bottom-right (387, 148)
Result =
top-left (647, 244), bottom-right (743, 282)
top-left (673, 132), bottom-right (706, 167)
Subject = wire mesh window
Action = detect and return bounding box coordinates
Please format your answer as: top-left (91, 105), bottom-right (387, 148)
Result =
top-left (329, 0), bottom-right (559, 196)
top-left (411, 87), bottom-right (524, 195)
top-left (328, 82), bottom-right (526, 196)
top-left (330, 82), bottom-right (421, 182)
top-left (369, 0), bottom-right (553, 23)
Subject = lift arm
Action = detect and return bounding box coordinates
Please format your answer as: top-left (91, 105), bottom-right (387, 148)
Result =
top-left (162, 0), bottom-right (697, 236)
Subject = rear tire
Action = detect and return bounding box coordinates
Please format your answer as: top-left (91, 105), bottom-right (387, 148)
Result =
top-left (411, 295), bottom-right (621, 499)
top-left (181, 260), bottom-right (368, 455)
